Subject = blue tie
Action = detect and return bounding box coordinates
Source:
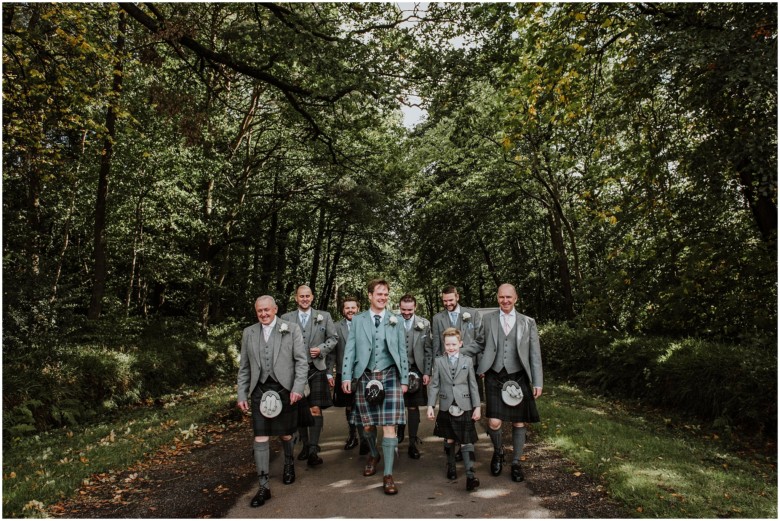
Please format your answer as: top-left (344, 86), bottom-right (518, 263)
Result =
top-left (449, 311), bottom-right (457, 325)
top-left (374, 314), bottom-right (381, 328)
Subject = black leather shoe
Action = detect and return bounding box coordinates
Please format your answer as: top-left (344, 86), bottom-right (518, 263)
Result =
top-left (250, 486), bottom-right (271, 507)
top-left (397, 424), bottom-right (405, 443)
top-left (297, 444), bottom-right (309, 461)
top-left (490, 449), bottom-right (504, 476)
top-left (359, 439), bottom-right (370, 455)
top-left (344, 435), bottom-right (358, 450)
top-left (446, 463), bottom-right (457, 480)
top-left (307, 446), bottom-right (323, 466)
top-left (511, 463), bottom-right (525, 482)
top-left (282, 463), bottom-right (295, 484)
top-left (408, 444), bottom-right (420, 459)
top-left (466, 476), bottom-right (480, 491)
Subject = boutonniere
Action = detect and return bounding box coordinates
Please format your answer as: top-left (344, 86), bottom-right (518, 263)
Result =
top-left (279, 323), bottom-right (289, 334)
top-left (315, 314), bottom-right (324, 324)
top-left (462, 312), bottom-right (472, 322)
top-left (388, 315), bottom-right (398, 326)
top-left (415, 321), bottom-right (425, 331)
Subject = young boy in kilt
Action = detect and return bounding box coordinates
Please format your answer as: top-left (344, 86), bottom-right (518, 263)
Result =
top-left (427, 327), bottom-right (481, 491)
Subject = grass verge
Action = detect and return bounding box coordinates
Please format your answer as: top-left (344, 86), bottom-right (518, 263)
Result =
top-left (535, 379), bottom-right (777, 518)
top-left (2, 384), bottom-right (235, 518)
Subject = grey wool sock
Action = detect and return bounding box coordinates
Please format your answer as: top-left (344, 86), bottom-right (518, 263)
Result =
top-left (461, 443), bottom-right (475, 478)
top-left (382, 436), bottom-right (398, 476)
top-left (282, 437), bottom-right (294, 465)
top-left (488, 426), bottom-right (502, 452)
top-left (446, 441), bottom-right (457, 466)
top-left (512, 426), bottom-right (527, 464)
top-left (309, 415), bottom-right (324, 452)
top-left (254, 440), bottom-right (270, 481)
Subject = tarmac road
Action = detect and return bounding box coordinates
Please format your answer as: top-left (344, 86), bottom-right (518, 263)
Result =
top-left (225, 406), bottom-right (551, 518)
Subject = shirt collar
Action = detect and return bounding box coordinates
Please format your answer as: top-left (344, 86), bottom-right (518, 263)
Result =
top-left (264, 318), bottom-right (278, 329)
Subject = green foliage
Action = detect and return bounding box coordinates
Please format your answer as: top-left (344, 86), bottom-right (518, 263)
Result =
top-left (540, 323), bottom-right (777, 435)
top-left (538, 381), bottom-right (777, 518)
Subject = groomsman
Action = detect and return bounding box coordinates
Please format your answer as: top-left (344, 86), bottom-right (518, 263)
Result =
top-left (326, 295), bottom-right (366, 452)
top-left (463, 283), bottom-right (543, 483)
top-left (397, 293), bottom-right (432, 459)
top-left (237, 296), bottom-right (308, 507)
top-left (342, 279), bottom-right (409, 495)
top-left (431, 285), bottom-right (484, 460)
top-left (431, 285), bottom-right (483, 358)
top-left (281, 285), bottom-right (338, 466)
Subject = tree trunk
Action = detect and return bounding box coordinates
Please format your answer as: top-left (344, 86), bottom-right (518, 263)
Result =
top-left (547, 210), bottom-right (575, 320)
top-left (87, 10), bottom-right (125, 320)
top-left (309, 207), bottom-right (327, 292)
top-left (125, 189), bottom-right (145, 315)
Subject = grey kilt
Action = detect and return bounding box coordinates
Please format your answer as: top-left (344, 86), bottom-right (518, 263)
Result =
top-left (306, 365), bottom-right (333, 409)
top-left (251, 379), bottom-right (299, 436)
top-left (402, 364), bottom-right (428, 407)
top-left (355, 367), bottom-right (406, 426)
top-left (484, 368), bottom-right (540, 423)
top-left (433, 409), bottom-right (479, 444)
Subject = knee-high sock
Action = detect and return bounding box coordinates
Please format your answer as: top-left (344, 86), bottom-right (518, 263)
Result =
top-left (282, 438), bottom-right (294, 465)
top-left (446, 441), bottom-right (457, 467)
top-left (362, 427), bottom-right (379, 457)
top-left (488, 426), bottom-right (502, 453)
top-left (254, 441), bottom-right (270, 485)
top-left (310, 415), bottom-right (324, 453)
top-left (407, 408), bottom-right (420, 444)
top-left (512, 426), bottom-right (527, 463)
top-left (382, 436), bottom-right (398, 476)
top-left (298, 426), bottom-right (309, 446)
top-left (461, 443), bottom-right (475, 478)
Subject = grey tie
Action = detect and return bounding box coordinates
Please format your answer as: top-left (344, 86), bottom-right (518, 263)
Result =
top-left (374, 314), bottom-right (381, 328)
top-left (450, 355), bottom-right (457, 367)
top-left (301, 314), bottom-right (308, 329)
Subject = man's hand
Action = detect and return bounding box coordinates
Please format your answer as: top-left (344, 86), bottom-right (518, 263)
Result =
top-left (290, 392), bottom-right (303, 405)
top-left (237, 400), bottom-right (249, 412)
top-left (310, 347), bottom-right (321, 358)
top-left (472, 406), bottom-right (481, 421)
top-left (427, 406), bottom-right (435, 420)
top-left (401, 384), bottom-right (408, 394)
top-left (327, 374), bottom-right (335, 388)
top-left (533, 387), bottom-right (543, 399)
top-left (342, 380), bottom-right (352, 394)
top-left (422, 375), bottom-right (430, 386)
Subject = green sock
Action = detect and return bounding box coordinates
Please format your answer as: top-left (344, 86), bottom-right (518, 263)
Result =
top-left (382, 436), bottom-right (398, 476)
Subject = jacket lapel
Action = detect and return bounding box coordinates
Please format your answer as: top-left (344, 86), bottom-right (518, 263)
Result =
top-left (251, 324), bottom-right (263, 367)
top-left (271, 322), bottom-right (283, 365)
top-left (514, 313), bottom-right (525, 344)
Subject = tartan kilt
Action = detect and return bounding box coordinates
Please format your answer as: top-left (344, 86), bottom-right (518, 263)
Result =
top-left (355, 367), bottom-right (406, 426)
top-left (297, 395), bottom-right (315, 427)
top-left (251, 379), bottom-right (299, 436)
top-left (433, 409), bottom-right (479, 444)
top-left (306, 366), bottom-right (333, 409)
top-left (484, 368), bottom-right (540, 423)
top-left (402, 364), bottom-right (428, 407)
top-left (332, 373), bottom-right (355, 408)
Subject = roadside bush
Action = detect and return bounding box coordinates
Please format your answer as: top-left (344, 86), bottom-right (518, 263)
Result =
top-left (3, 318), bottom-right (241, 437)
top-left (540, 323), bottom-right (777, 435)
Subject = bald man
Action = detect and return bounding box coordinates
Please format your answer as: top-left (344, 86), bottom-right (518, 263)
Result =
top-left (462, 284), bottom-right (543, 483)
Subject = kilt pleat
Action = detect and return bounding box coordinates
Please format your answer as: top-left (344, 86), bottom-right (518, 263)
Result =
top-left (433, 409), bottom-right (479, 444)
top-left (484, 368), bottom-right (540, 423)
top-left (306, 366), bottom-right (333, 409)
top-left (251, 380), bottom-right (299, 436)
top-left (332, 374), bottom-right (355, 408)
top-left (402, 364), bottom-right (428, 407)
top-left (355, 367), bottom-right (406, 426)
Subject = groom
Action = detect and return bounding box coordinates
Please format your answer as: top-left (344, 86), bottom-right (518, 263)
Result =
top-left (342, 278), bottom-right (409, 495)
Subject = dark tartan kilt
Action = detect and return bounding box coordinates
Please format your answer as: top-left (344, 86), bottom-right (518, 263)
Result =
top-left (297, 395), bottom-right (315, 427)
top-left (306, 366), bottom-right (333, 409)
top-left (484, 368), bottom-right (540, 423)
top-left (332, 373), bottom-right (355, 408)
top-left (251, 379), bottom-right (299, 436)
top-left (402, 364), bottom-right (428, 407)
top-left (433, 409), bottom-right (479, 444)
top-left (355, 367), bottom-right (406, 426)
